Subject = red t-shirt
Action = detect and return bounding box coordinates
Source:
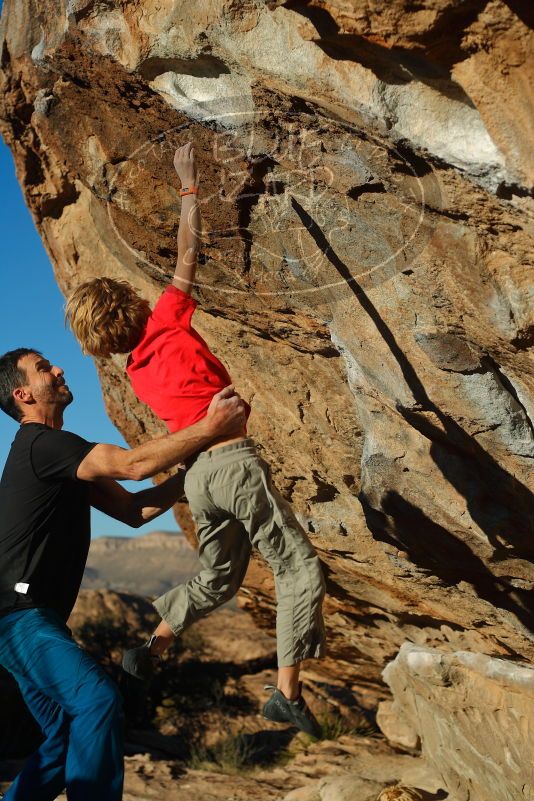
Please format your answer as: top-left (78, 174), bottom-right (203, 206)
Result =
top-left (126, 286), bottom-right (250, 433)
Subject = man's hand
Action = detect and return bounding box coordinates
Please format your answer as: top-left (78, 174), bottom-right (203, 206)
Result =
top-left (174, 142), bottom-right (198, 186)
top-left (205, 386), bottom-right (246, 439)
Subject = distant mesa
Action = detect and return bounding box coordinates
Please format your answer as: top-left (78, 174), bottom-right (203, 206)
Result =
top-left (83, 530), bottom-right (200, 597)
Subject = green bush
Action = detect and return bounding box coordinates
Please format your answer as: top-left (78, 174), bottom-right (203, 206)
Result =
top-left (317, 707), bottom-right (380, 740)
top-left (188, 733), bottom-right (257, 774)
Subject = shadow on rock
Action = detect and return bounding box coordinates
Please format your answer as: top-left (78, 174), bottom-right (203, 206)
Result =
top-left (291, 196), bottom-right (534, 633)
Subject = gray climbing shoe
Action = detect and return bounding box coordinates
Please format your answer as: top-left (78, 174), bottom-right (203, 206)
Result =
top-left (262, 683), bottom-right (322, 738)
top-left (122, 634), bottom-right (160, 681)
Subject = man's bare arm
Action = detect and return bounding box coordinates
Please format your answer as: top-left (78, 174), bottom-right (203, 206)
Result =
top-left (173, 142), bottom-right (200, 294)
top-left (89, 471), bottom-right (185, 528)
top-left (76, 385), bottom-right (244, 482)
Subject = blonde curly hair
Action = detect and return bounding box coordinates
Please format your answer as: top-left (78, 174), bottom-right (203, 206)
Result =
top-left (65, 278), bottom-right (151, 357)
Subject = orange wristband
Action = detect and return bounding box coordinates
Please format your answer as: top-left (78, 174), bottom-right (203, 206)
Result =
top-left (179, 186), bottom-right (199, 197)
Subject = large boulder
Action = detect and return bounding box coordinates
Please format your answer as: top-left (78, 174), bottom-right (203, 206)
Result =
top-left (378, 642), bottom-right (534, 801)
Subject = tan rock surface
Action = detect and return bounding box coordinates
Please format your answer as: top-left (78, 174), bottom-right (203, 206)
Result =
top-left (0, 1), bottom-right (533, 799)
top-left (379, 642), bottom-right (534, 801)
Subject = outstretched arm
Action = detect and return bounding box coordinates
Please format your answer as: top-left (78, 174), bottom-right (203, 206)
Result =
top-left (76, 386), bottom-right (245, 482)
top-left (89, 471), bottom-right (185, 528)
top-left (173, 142), bottom-right (200, 295)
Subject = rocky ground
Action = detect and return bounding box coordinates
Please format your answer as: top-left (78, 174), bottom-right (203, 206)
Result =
top-left (0, 589), bottom-right (447, 801)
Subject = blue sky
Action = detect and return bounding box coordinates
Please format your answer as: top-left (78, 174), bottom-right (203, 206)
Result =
top-left (0, 137), bottom-right (178, 537)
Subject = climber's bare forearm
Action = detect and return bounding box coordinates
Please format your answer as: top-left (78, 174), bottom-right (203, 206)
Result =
top-left (177, 192), bottom-right (200, 254)
top-left (174, 193), bottom-right (200, 294)
top-left (173, 142), bottom-right (200, 293)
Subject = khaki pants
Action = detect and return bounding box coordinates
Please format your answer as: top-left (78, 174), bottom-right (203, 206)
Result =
top-left (153, 439), bottom-right (326, 667)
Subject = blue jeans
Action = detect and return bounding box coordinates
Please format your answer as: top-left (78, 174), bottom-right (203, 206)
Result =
top-left (0, 608), bottom-right (124, 801)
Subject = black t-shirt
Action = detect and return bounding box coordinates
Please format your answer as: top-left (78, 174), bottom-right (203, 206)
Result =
top-left (0, 423), bottom-right (96, 621)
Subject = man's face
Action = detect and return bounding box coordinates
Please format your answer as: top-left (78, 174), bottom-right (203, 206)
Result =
top-left (15, 353), bottom-right (73, 411)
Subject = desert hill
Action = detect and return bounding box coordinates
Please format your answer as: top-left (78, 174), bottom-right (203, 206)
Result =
top-left (82, 530), bottom-right (200, 597)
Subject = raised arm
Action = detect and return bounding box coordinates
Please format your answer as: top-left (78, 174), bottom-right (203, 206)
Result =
top-left (76, 386), bottom-right (244, 482)
top-left (173, 142), bottom-right (200, 295)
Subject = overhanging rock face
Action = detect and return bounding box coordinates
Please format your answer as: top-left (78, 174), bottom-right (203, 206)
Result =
top-left (379, 642), bottom-right (534, 801)
top-left (0, 0), bottom-right (533, 724)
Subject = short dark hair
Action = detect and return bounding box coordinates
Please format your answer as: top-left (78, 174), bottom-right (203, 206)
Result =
top-left (0, 348), bottom-right (42, 421)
